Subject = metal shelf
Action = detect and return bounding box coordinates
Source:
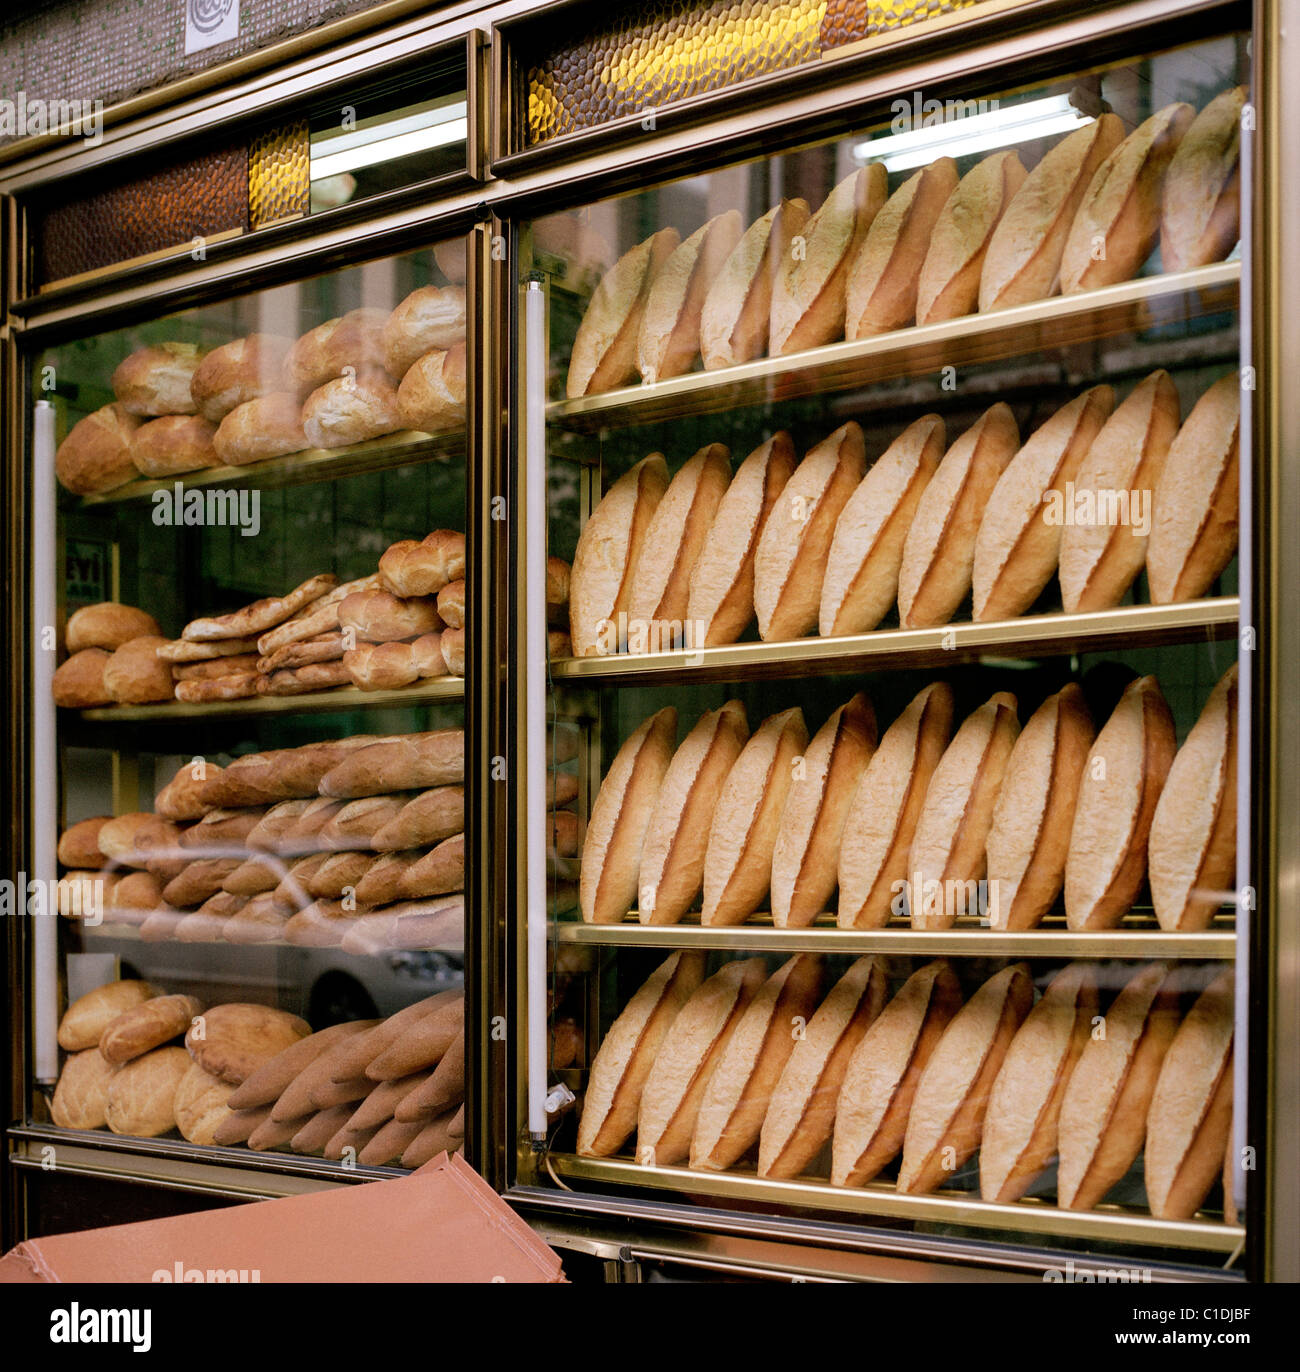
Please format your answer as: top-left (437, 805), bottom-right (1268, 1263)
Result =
top-left (550, 598), bottom-right (1239, 686)
top-left (76, 428), bottom-right (465, 508)
top-left (547, 1155), bottom-right (1242, 1254)
top-left (80, 920), bottom-right (464, 954)
top-left (547, 263), bottom-right (1240, 433)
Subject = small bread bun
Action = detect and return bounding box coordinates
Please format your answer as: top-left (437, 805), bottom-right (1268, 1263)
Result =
top-left (103, 635), bottom-right (175, 704)
top-left (396, 343), bottom-right (466, 433)
top-left (189, 333), bottom-right (293, 423)
top-left (382, 285), bottom-right (467, 380)
top-left (55, 403), bottom-right (142, 494)
top-left (283, 307), bottom-right (389, 396)
top-left (212, 392), bottom-right (308, 466)
top-left (111, 343), bottom-right (203, 416)
top-left (1161, 87), bottom-right (1245, 274)
top-left (1065, 674), bottom-right (1176, 930)
top-left (129, 414), bottom-right (217, 477)
top-left (58, 978), bottom-right (157, 1051)
top-left (52, 648), bottom-right (112, 708)
top-left (58, 816), bottom-right (113, 869)
top-left (66, 602), bottom-right (162, 654)
top-left (302, 370), bottom-right (401, 449)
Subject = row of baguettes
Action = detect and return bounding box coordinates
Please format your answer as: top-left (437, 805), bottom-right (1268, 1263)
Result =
top-left (566, 89), bottom-right (1244, 397)
top-left (567, 370), bottom-right (1238, 655)
top-left (577, 953), bottom-right (1237, 1222)
top-left (579, 663), bottom-right (1237, 933)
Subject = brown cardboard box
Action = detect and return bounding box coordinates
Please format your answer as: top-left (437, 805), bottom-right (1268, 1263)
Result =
top-left (0, 1153), bottom-right (564, 1283)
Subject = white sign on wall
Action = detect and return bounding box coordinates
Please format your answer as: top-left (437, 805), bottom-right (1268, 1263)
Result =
top-left (184, 0), bottom-right (240, 55)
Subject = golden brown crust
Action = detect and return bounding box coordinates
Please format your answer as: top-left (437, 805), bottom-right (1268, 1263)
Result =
top-left (396, 343), bottom-right (466, 433)
top-left (55, 403), bottom-right (142, 494)
top-left (212, 392), bottom-right (308, 466)
top-left (1161, 87), bottom-right (1245, 274)
top-left (382, 286), bottom-right (467, 380)
top-left (66, 602), bottom-right (162, 654)
top-left (111, 343), bottom-right (203, 416)
top-left (189, 333), bottom-right (293, 423)
top-left (129, 414), bottom-right (218, 477)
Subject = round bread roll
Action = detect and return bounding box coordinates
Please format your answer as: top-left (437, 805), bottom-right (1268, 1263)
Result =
top-left (383, 285), bottom-right (467, 380)
top-left (580, 707), bottom-right (677, 923)
top-left (284, 307), bottom-right (389, 395)
top-left (173, 1062), bottom-right (237, 1145)
top-left (378, 529), bottom-right (466, 599)
top-left (100, 993), bottom-right (204, 1066)
top-left (58, 979), bottom-right (158, 1051)
top-left (212, 392), bottom-right (308, 466)
top-left (54, 402), bottom-right (141, 494)
top-left (687, 433), bottom-right (797, 647)
top-left (129, 414), bottom-right (217, 477)
top-left (103, 634), bottom-right (174, 704)
top-left (302, 370), bottom-right (401, 449)
top-left (185, 1003), bottom-right (313, 1085)
top-left (105, 1045), bottom-right (192, 1136)
top-left (832, 960), bottom-right (962, 1187)
top-left (155, 760), bottom-right (224, 822)
top-left (111, 343), bottom-right (203, 416)
top-left (52, 648), bottom-right (112, 708)
top-left (98, 812), bottom-right (183, 869)
top-left (57, 870), bottom-right (120, 920)
top-left (1161, 87), bottom-right (1245, 274)
top-left (51, 1048), bottom-right (118, 1130)
top-left (190, 333), bottom-right (293, 423)
top-left (396, 343), bottom-right (466, 433)
top-left (66, 602), bottom-right (162, 654)
top-left (436, 579), bottom-right (465, 629)
top-left (338, 588), bottom-right (442, 644)
top-left (1065, 674), bottom-right (1176, 930)
top-left (58, 816), bottom-right (112, 869)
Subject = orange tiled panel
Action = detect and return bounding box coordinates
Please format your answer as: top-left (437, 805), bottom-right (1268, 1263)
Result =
top-left (249, 121), bottom-right (310, 230)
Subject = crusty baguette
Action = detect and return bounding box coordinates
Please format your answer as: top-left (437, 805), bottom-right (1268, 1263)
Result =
top-left (1161, 86), bottom-right (1245, 274)
top-left (269, 1021), bottom-right (383, 1123)
top-left (972, 385), bottom-right (1115, 621)
top-left (837, 681), bottom-right (954, 929)
top-left (638, 701), bottom-right (749, 925)
top-left (753, 422), bottom-right (866, 641)
top-left (770, 692), bottom-right (877, 927)
top-left (897, 402), bottom-right (1020, 628)
top-left (1058, 369), bottom-right (1181, 612)
top-left (637, 211), bottom-right (743, 383)
top-left (318, 731), bottom-right (464, 798)
top-left (636, 957), bottom-right (767, 1166)
top-left (979, 962), bottom-right (1099, 1202)
top-left (690, 955), bottom-right (826, 1171)
top-left (344, 1070), bottom-right (431, 1134)
top-left (771, 165), bottom-right (887, 355)
top-left (916, 150), bottom-right (1027, 324)
top-left (979, 115), bottom-right (1124, 311)
top-left (831, 961), bottom-right (963, 1187)
top-left (1065, 674), bottom-right (1176, 930)
top-left (846, 157), bottom-right (958, 339)
top-left (1057, 961), bottom-right (1181, 1210)
top-left (701, 707), bottom-right (808, 925)
top-left (1060, 102), bottom-right (1195, 293)
top-left (182, 574), bottom-right (337, 642)
top-left (577, 951), bottom-right (708, 1156)
top-left (1145, 967), bottom-right (1234, 1220)
top-left (701, 199), bottom-right (810, 369)
top-left (686, 433), bottom-right (797, 646)
top-left (820, 414), bottom-right (945, 636)
top-left (391, 1025), bottom-right (464, 1116)
top-left (1148, 662), bottom-right (1237, 931)
top-left (909, 691), bottom-right (1020, 929)
top-left (759, 956), bottom-right (887, 1180)
top-left (986, 683), bottom-right (1095, 930)
top-left (569, 454), bottom-right (670, 656)
top-left (326, 994), bottom-right (456, 1083)
top-left (366, 996), bottom-right (464, 1082)
top-left (580, 707), bottom-right (677, 923)
top-left (1146, 374), bottom-right (1239, 604)
top-left (897, 962), bottom-right (1034, 1193)
top-left (370, 785), bottom-right (465, 851)
top-left (226, 1020), bottom-right (369, 1110)
top-left (567, 228), bottom-right (680, 398)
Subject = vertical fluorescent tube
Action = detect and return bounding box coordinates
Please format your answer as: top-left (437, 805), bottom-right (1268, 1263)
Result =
top-left (524, 280), bottom-right (549, 1140)
top-left (31, 400), bottom-right (59, 1084)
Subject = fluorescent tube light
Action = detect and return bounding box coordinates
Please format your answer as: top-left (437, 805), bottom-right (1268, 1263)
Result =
top-left (311, 108), bottom-right (467, 179)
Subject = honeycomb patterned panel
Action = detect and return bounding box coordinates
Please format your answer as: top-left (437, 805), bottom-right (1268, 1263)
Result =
top-left (821, 0), bottom-right (979, 49)
top-left (249, 121), bottom-right (310, 231)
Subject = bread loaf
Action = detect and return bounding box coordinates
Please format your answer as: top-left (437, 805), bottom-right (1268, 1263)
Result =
top-left (972, 385), bottom-right (1115, 620)
top-left (283, 308), bottom-right (389, 395)
top-left (66, 602), bottom-right (162, 654)
top-left (269, 1021), bottom-right (383, 1122)
top-left (838, 681), bottom-right (954, 928)
top-left (202, 739), bottom-right (370, 807)
top-left (353, 851), bottom-right (421, 906)
top-left (567, 229), bottom-right (680, 397)
top-left (636, 957), bottom-right (766, 1166)
top-left (179, 806), bottom-right (267, 851)
top-left (52, 648), bottom-right (112, 708)
top-left (55, 403), bottom-right (141, 494)
top-left (174, 653), bottom-right (259, 681)
top-left (397, 833), bottom-right (465, 898)
top-left (325, 996), bottom-right (451, 1084)
top-left (97, 813), bottom-right (183, 868)
top-left (344, 634), bottom-right (446, 691)
top-left (338, 589), bottom-right (442, 643)
top-left (979, 963), bottom-right (1099, 1202)
top-left (51, 1048), bottom-right (117, 1130)
top-left (112, 343), bottom-right (202, 416)
top-left (832, 961), bottom-right (962, 1187)
top-left (186, 1004), bottom-right (312, 1085)
top-left (898, 402), bottom-right (1020, 628)
top-left (129, 414), bottom-right (218, 477)
top-left (1057, 961), bottom-right (1181, 1210)
top-left (58, 979), bottom-right (157, 1051)
top-left (985, 683), bottom-right (1094, 930)
top-left (247, 1111), bottom-right (311, 1152)
top-left (771, 165), bottom-right (887, 355)
top-left (1065, 674), bottom-right (1175, 929)
top-left (105, 1045), bottom-right (191, 1136)
top-left (302, 370), bottom-right (402, 449)
top-left (253, 576), bottom-right (373, 656)
top-left (979, 116), bottom-right (1124, 311)
top-left (189, 333), bottom-right (293, 423)
top-left (319, 731), bottom-right (465, 797)
top-left (154, 761), bottom-right (222, 822)
top-left (368, 996), bottom-right (464, 1082)
top-left (1161, 87), bottom-right (1245, 273)
top-left (57, 871), bottom-right (120, 920)
top-left (754, 422), bottom-right (866, 641)
top-left (396, 344), bottom-right (465, 433)
top-left (382, 285), bottom-right (467, 379)
top-left (570, 455), bottom-right (669, 655)
top-left (157, 635), bottom-right (260, 663)
top-left (771, 692), bottom-right (876, 928)
top-left (436, 580), bottom-right (465, 629)
top-left (103, 635), bottom-right (175, 704)
top-left (258, 631), bottom-right (346, 674)
top-left (701, 199), bottom-right (809, 368)
top-left (580, 707), bottom-right (677, 923)
top-left (213, 1103), bottom-right (273, 1146)
top-left (686, 433), bottom-right (797, 646)
top-left (379, 530), bottom-right (466, 598)
top-left (58, 816), bottom-right (112, 868)
top-left (690, 955), bottom-right (825, 1171)
top-left (183, 573), bottom-right (337, 642)
top-left (172, 1063), bottom-right (235, 1145)
top-left (702, 707), bottom-right (808, 925)
top-left (212, 392), bottom-right (309, 466)
top-left (100, 994), bottom-right (203, 1065)
top-left (1148, 662), bottom-right (1237, 931)
top-left (307, 851), bottom-right (377, 899)
top-left (227, 1020), bottom-right (370, 1111)
top-left (399, 1108), bottom-right (464, 1168)
top-left (345, 1070), bottom-right (432, 1134)
top-left (820, 414), bottom-right (945, 635)
top-left (359, 1117), bottom-right (426, 1166)
top-left (1146, 374), bottom-right (1239, 603)
top-left (371, 786), bottom-right (464, 851)
top-left (916, 151), bottom-right (1027, 324)
top-left (897, 962), bottom-right (1033, 1193)
top-left (292, 1104), bottom-right (358, 1155)
top-left (846, 158), bottom-right (958, 339)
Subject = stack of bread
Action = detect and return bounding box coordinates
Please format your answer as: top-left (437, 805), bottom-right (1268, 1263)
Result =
top-left (565, 87), bottom-right (1244, 398)
top-left (566, 370), bottom-right (1239, 656)
top-left (51, 602), bottom-right (173, 708)
top-left (575, 951), bottom-right (1235, 1222)
top-left (578, 661), bottom-right (1238, 934)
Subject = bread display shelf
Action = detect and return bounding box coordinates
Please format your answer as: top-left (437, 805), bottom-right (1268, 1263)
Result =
top-left (546, 1155), bottom-right (1241, 1254)
top-left (547, 263), bottom-right (1240, 433)
top-left (76, 428), bottom-right (466, 507)
top-left (77, 675), bottom-right (465, 722)
top-left (550, 598), bottom-right (1239, 686)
